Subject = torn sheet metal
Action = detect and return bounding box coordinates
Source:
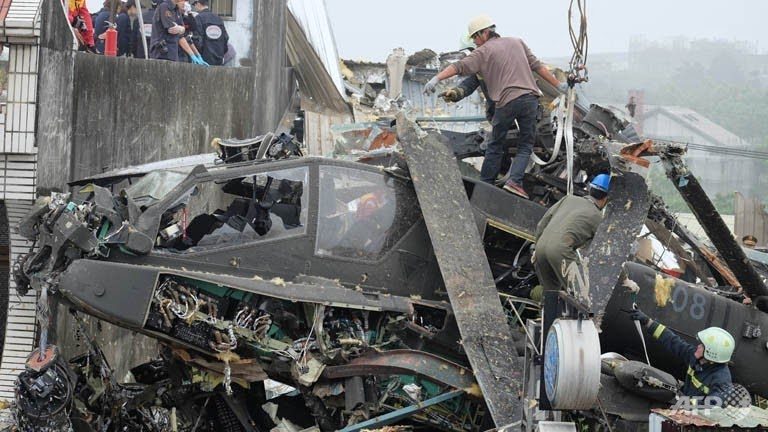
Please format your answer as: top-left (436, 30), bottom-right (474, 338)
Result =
top-left (323, 349), bottom-right (477, 391)
top-left (653, 406), bottom-right (768, 429)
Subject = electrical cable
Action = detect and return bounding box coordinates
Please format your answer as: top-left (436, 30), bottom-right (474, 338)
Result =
top-left (647, 137), bottom-right (768, 160)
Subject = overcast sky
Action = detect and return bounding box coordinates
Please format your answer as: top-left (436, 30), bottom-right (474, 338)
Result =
top-left (325, 0), bottom-right (768, 62)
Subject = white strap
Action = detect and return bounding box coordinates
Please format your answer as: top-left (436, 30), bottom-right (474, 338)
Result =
top-left (531, 96), bottom-right (565, 166)
top-left (531, 89), bottom-right (576, 195)
top-left (565, 87), bottom-right (576, 196)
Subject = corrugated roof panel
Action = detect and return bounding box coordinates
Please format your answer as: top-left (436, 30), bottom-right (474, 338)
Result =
top-left (286, 0), bottom-right (345, 102)
top-left (653, 406), bottom-right (768, 429)
top-left (401, 73), bottom-right (489, 133)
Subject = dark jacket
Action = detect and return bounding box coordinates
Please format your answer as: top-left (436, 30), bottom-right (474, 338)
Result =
top-left (647, 320), bottom-right (732, 403)
top-left (116, 13), bottom-right (137, 56)
top-left (149, 0), bottom-right (183, 61)
top-left (93, 7), bottom-right (111, 53)
top-left (194, 8), bottom-right (229, 65)
top-left (457, 74), bottom-right (494, 121)
top-left (135, 8), bottom-right (155, 59)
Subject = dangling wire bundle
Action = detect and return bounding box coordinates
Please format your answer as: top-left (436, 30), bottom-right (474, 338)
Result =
top-left (561, 0), bottom-right (589, 195)
top-left (568, 0), bottom-right (589, 84)
top-left (533, 0), bottom-right (588, 196)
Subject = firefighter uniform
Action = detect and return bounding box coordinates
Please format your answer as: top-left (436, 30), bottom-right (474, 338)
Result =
top-left (533, 195), bottom-right (603, 292)
top-left (646, 321), bottom-right (732, 402)
top-left (149, 0), bottom-right (183, 61)
top-left (194, 7), bottom-right (229, 65)
top-left (68, 0), bottom-right (95, 48)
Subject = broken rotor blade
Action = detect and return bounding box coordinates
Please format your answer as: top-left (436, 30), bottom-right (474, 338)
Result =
top-left (396, 112), bottom-right (522, 427)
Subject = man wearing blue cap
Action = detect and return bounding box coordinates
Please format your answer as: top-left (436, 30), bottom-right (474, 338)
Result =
top-left (533, 174), bottom-right (610, 292)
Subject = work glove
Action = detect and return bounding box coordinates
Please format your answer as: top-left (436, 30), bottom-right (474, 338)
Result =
top-left (557, 82), bottom-right (569, 93)
top-left (168, 24), bottom-right (185, 35)
top-left (423, 76), bottom-right (440, 95)
top-left (622, 277), bottom-right (640, 293)
top-left (191, 54), bottom-right (210, 66)
top-left (438, 87), bottom-right (463, 103)
top-left (629, 309), bottom-right (650, 327)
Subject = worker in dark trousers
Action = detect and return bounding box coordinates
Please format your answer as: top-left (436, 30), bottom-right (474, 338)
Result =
top-left (438, 37), bottom-right (495, 122)
top-left (150, 0), bottom-right (207, 65)
top-left (116, 0), bottom-right (139, 56)
top-left (192, 0), bottom-right (229, 65)
top-left (629, 310), bottom-right (735, 406)
top-left (533, 174), bottom-right (609, 292)
top-left (440, 74), bottom-right (494, 121)
top-left (423, 15), bottom-right (565, 199)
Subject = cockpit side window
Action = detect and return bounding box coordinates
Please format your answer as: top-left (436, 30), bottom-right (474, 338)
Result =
top-left (156, 166), bottom-right (309, 252)
top-left (316, 166), bottom-right (419, 261)
top-left (124, 171), bottom-right (189, 208)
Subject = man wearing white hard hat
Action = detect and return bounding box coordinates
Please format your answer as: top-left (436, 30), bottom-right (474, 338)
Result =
top-left (424, 15), bottom-right (564, 199)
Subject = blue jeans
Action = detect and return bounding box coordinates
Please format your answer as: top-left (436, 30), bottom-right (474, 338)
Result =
top-left (479, 93), bottom-right (539, 184)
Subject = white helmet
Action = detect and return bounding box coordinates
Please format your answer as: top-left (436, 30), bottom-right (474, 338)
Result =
top-left (458, 34), bottom-right (476, 51)
top-left (467, 15), bottom-right (494, 38)
top-left (697, 327), bottom-right (736, 363)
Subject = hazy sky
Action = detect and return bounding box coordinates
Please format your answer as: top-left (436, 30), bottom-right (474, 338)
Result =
top-left (325, 0), bottom-right (768, 62)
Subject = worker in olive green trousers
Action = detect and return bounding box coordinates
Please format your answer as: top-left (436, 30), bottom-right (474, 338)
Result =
top-left (533, 174), bottom-right (609, 292)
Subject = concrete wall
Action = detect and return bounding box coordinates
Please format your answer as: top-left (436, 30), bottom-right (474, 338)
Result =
top-left (250, 0), bottom-right (292, 138)
top-left (36, 0), bottom-right (75, 193)
top-left (39, 0), bottom-right (292, 189)
top-left (69, 55), bottom-right (259, 178)
top-left (35, 0), bottom-right (294, 379)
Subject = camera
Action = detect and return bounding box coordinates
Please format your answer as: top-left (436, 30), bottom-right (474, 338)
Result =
top-left (157, 39), bottom-right (168, 55)
top-left (72, 16), bottom-right (88, 32)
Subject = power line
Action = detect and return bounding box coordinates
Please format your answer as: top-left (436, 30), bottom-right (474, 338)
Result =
top-left (646, 137), bottom-right (768, 160)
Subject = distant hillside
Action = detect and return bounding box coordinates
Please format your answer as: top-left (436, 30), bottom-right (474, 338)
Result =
top-left (546, 38), bottom-right (768, 150)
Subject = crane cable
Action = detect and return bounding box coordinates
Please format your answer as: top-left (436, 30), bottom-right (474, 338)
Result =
top-left (533, 0), bottom-right (588, 197)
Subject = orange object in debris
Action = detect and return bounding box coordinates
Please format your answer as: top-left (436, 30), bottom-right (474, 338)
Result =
top-left (356, 192), bottom-right (383, 219)
top-left (104, 27), bottom-right (117, 56)
top-left (661, 268), bottom-right (683, 279)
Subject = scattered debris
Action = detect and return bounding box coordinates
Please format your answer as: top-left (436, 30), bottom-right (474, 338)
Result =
top-left (9, 44), bottom-right (768, 432)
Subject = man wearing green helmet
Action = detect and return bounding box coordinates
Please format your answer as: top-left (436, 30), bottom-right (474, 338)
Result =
top-left (533, 174), bottom-right (610, 293)
top-left (630, 309), bottom-right (735, 404)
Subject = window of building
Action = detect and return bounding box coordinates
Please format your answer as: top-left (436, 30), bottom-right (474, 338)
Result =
top-left (210, 0), bottom-right (234, 19)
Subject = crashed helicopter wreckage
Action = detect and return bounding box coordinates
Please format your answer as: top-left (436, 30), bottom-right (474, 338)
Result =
top-left (9, 100), bottom-right (768, 431)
